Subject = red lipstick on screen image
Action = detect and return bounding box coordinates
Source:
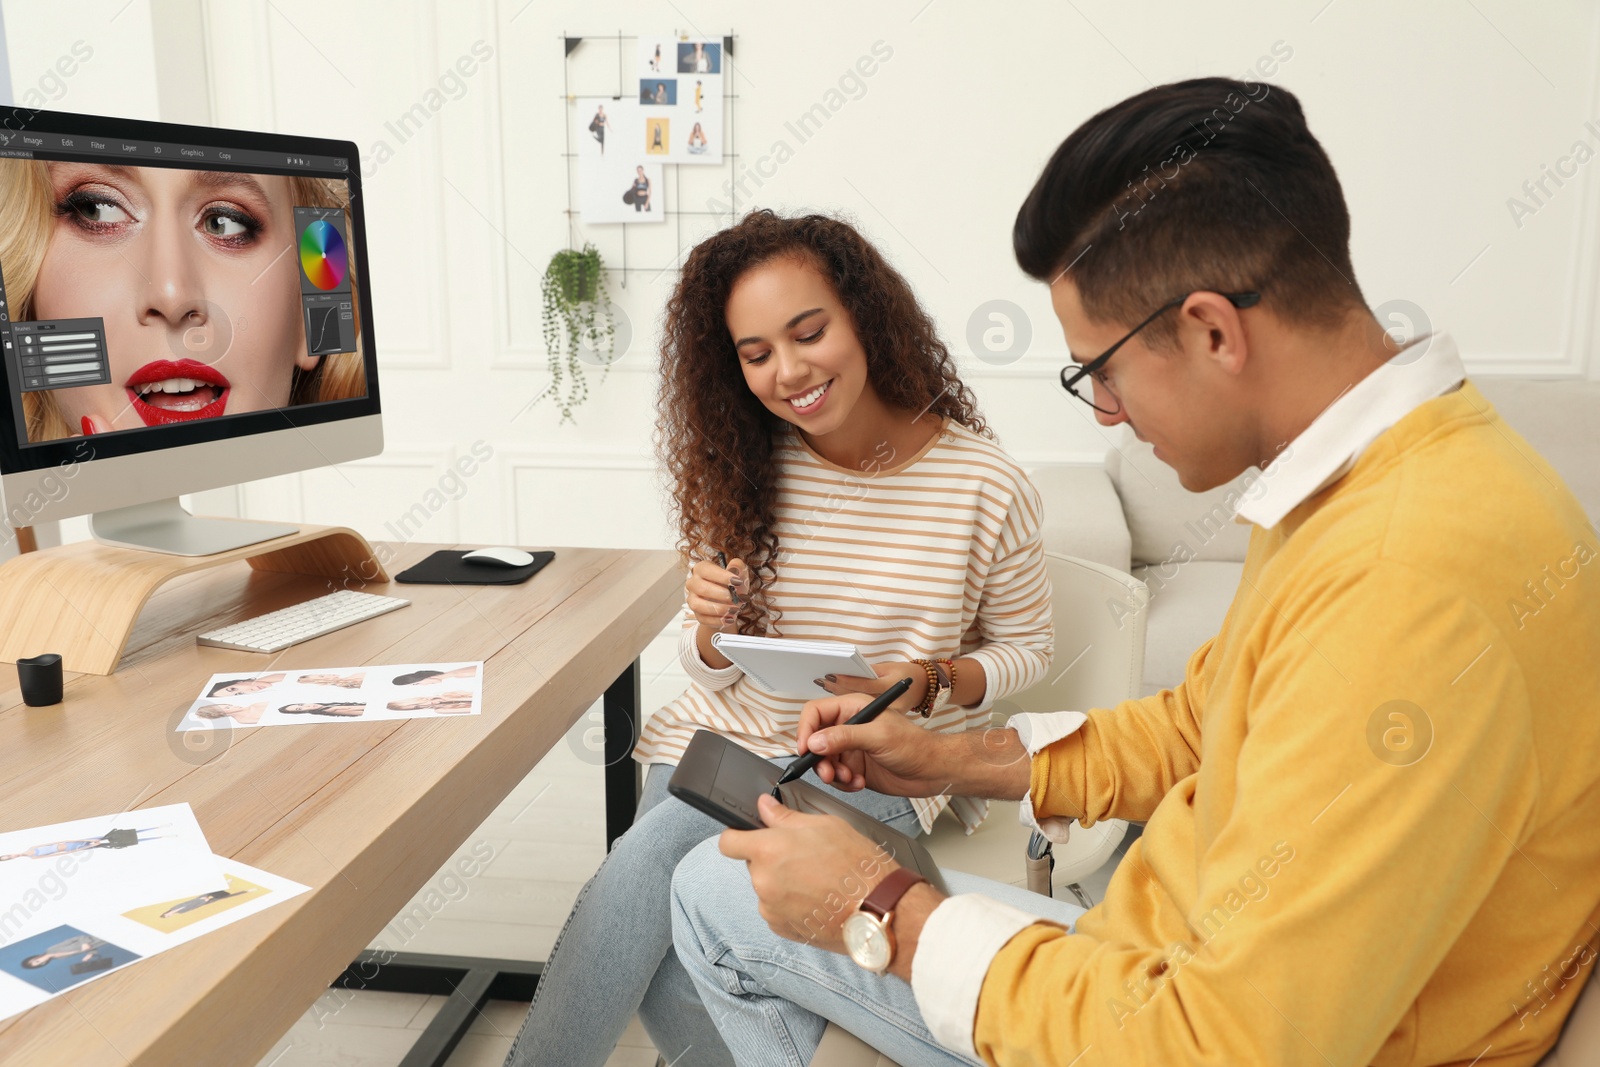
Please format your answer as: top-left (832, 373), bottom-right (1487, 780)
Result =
top-left (123, 359), bottom-right (232, 426)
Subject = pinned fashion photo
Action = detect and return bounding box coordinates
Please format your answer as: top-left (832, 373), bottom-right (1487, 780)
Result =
top-left (677, 40), bottom-right (720, 73)
top-left (646, 117), bottom-right (669, 155)
top-left (639, 79), bottom-right (676, 106)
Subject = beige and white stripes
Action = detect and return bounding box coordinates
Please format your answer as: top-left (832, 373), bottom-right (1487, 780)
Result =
top-left (634, 419), bottom-right (1054, 833)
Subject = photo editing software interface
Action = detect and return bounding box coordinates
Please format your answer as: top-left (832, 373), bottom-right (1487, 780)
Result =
top-left (0, 125), bottom-right (365, 447)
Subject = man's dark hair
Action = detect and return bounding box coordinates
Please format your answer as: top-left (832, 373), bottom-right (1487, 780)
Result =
top-left (1014, 77), bottom-right (1364, 345)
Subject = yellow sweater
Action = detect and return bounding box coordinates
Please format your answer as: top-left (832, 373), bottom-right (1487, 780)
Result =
top-left (979, 381), bottom-right (1600, 1066)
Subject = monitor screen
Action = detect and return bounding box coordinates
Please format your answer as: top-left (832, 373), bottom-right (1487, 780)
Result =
top-left (0, 109), bottom-right (378, 474)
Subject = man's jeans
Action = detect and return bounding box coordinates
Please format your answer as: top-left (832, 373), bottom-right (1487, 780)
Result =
top-left (670, 835), bottom-right (1086, 1066)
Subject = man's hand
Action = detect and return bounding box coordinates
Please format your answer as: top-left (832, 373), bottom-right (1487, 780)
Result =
top-left (796, 693), bottom-right (1034, 801)
top-left (719, 793), bottom-right (944, 958)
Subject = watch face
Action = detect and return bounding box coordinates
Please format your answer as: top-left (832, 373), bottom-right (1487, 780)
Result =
top-left (843, 912), bottom-right (891, 972)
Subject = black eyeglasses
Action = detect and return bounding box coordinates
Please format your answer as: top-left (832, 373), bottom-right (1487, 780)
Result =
top-left (1060, 291), bottom-right (1261, 415)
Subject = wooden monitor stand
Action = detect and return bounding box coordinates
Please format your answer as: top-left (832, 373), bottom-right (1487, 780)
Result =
top-left (0, 523), bottom-right (388, 676)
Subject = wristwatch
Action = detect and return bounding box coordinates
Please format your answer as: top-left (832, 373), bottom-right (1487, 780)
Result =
top-left (842, 867), bottom-right (926, 974)
top-left (931, 658), bottom-right (955, 712)
top-left (911, 658), bottom-right (953, 717)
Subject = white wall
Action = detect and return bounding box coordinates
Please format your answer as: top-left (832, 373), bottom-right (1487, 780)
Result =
top-left (5, 0), bottom-right (1600, 557)
top-left (2, 1), bottom-right (158, 118)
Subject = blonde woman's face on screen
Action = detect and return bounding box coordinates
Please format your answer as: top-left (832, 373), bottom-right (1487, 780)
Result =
top-left (32, 162), bottom-right (313, 435)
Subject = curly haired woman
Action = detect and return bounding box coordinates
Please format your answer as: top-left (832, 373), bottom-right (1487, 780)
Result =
top-left (504, 210), bottom-right (1054, 1067)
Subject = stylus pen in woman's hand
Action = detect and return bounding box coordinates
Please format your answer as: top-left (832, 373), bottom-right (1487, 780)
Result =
top-left (775, 677), bottom-right (914, 788)
top-left (715, 551), bottom-right (741, 605)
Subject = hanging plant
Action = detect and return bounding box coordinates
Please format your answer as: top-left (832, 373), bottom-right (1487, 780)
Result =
top-left (539, 243), bottom-right (617, 422)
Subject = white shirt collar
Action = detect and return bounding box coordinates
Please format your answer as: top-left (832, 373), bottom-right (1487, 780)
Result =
top-left (1234, 332), bottom-right (1466, 529)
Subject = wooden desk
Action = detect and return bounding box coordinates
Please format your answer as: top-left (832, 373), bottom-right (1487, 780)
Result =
top-left (0, 542), bottom-right (681, 1066)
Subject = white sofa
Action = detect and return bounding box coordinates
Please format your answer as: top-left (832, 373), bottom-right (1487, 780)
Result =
top-left (1033, 377), bottom-right (1600, 695)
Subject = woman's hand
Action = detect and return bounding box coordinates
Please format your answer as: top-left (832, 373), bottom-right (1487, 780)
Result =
top-left (686, 557), bottom-right (747, 633)
top-left (78, 413), bottom-right (112, 436)
top-left (794, 692), bottom-right (958, 796)
top-left (817, 659), bottom-right (928, 712)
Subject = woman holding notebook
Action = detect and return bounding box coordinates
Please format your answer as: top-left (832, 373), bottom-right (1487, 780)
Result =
top-left (505, 210), bottom-right (1054, 1067)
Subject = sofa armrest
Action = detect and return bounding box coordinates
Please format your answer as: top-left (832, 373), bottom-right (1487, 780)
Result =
top-left (1028, 465), bottom-right (1132, 574)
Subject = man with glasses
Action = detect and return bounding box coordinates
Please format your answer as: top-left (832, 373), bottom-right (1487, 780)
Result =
top-left (666, 77), bottom-right (1600, 1066)
top-left (1060, 290), bottom-right (1260, 416)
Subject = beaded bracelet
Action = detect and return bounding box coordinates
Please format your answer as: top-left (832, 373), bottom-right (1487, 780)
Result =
top-left (910, 658), bottom-right (940, 717)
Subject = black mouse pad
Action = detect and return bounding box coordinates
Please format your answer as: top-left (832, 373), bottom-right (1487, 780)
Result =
top-left (394, 549), bottom-right (555, 586)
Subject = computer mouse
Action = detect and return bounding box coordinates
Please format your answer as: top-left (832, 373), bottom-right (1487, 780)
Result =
top-left (461, 547), bottom-right (536, 568)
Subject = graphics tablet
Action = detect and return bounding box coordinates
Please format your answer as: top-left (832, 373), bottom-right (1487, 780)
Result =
top-left (667, 728), bottom-right (948, 893)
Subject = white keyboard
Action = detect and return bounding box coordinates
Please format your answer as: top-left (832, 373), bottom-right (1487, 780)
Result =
top-left (197, 589), bottom-right (410, 653)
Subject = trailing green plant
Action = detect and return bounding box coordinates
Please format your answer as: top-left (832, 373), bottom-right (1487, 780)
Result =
top-left (539, 243), bottom-right (616, 422)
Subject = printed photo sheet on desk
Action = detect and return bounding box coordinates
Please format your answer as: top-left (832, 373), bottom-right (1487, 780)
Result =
top-left (174, 661), bottom-right (485, 733)
top-left (0, 803), bottom-right (308, 1021)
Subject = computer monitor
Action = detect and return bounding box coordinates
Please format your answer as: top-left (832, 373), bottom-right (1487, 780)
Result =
top-left (0, 107), bottom-right (381, 555)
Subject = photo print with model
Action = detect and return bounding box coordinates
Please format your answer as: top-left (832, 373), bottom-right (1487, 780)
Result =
top-left (639, 78), bottom-right (677, 106)
top-left (0, 926), bottom-right (140, 994)
top-left (676, 40), bottom-right (720, 74)
top-left (122, 871), bottom-right (270, 934)
top-left (573, 98), bottom-right (665, 225)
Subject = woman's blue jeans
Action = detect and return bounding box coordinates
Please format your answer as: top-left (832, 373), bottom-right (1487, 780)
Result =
top-left (503, 755), bottom-right (920, 1067)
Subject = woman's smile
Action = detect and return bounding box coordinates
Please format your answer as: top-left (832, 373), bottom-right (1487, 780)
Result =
top-left (785, 378), bottom-right (832, 414)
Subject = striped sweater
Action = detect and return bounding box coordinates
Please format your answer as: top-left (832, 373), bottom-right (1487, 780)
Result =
top-left (634, 418), bottom-right (1055, 833)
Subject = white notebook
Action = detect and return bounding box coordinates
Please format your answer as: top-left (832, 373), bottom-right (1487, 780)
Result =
top-left (709, 633), bottom-right (876, 697)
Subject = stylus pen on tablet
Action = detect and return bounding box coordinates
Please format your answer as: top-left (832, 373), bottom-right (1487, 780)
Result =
top-left (775, 676), bottom-right (914, 788)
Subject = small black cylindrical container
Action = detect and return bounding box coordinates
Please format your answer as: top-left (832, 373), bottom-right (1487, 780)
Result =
top-left (18, 653), bottom-right (63, 707)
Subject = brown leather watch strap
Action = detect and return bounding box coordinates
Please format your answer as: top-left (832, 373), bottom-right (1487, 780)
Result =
top-left (860, 866), bottom-right (925, 920)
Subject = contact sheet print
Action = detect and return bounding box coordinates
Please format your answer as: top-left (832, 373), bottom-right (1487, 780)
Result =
top-left (174, 661), bottom-right (484, 732)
